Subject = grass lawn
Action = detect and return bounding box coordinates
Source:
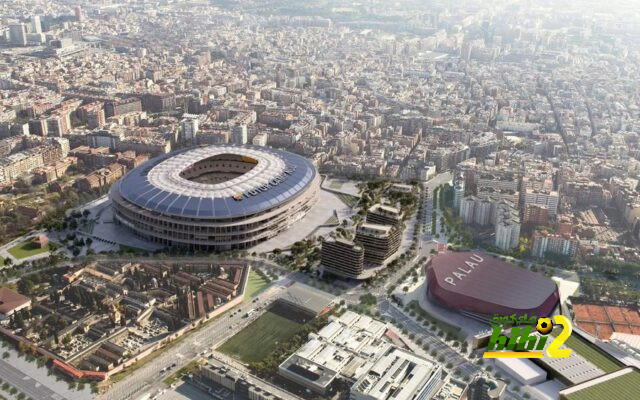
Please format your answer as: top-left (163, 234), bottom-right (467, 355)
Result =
top-left (329, 180), bottom-right (344, 189)
top-left (119, 244), bottom-right (146, 253)
top-left (0, 256), bottom-right (4, 266)
top-left (163, 360), bottom-right (201, 386)
top-left (218, 308), bottom-right (305, 364)
top-left (336, 193), bottom-right (359, 207)
top-left (563, 368), bottom-right (640, 400)
top-left (550, 329), bottom-right (620, 373)
top-left (323, 214), bottom-right (339, 225)
top-left (79, 220), bottom-right (96, 234)
top-left (244, 270), bottom-right (270, 299)
top-left (7, 241), bottom-right (50, 259)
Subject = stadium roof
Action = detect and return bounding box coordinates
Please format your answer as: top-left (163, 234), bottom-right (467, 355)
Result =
top-left (427, 252), bottom-right (558, 317)
top-left (115, 145), bottom-right (316, 219)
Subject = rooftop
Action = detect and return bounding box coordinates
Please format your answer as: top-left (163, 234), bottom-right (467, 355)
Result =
top-left (0, 288), bottom-right (31, 316)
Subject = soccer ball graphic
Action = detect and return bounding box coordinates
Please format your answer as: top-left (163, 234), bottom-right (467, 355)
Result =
top-left (536, 317), bottom-right (553, 335)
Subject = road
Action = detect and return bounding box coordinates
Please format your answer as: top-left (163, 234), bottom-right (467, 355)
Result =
top-left (0, 357), bottom-right (70, 400)
top-left (101, 280), bottom-right (290, 400)
top-left (378, 299), bottom-right (480, 378)
top-left (25, 170), bottom-right (476, 400)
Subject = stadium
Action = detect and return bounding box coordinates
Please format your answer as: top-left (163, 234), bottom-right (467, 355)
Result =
top-left (110, 145), bottom-right (320, 251)
top-left (426, 252), bottom-right (559, 321)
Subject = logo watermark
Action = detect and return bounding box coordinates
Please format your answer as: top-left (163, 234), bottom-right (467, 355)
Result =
top-left (483, 315), bottom-right (573, 359)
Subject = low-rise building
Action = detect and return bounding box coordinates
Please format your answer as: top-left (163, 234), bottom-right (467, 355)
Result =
top-left (0, 288), bottom-right (31, 320)
top-left (350, 347), bottom-right (442, 400)
top-left (75, 163), bottom-right (126, 192)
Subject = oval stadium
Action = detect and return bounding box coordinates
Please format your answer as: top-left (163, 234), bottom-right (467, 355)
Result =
top-left (110, 145), bottom-right (320, 251)
top-left (426, 252), bottom-right (559, 321)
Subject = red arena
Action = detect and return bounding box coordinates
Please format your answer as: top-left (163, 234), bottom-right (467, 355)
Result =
top-left (426, 252), bottom-right (559, 320)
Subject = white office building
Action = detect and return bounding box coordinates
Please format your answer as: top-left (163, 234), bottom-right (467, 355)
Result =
top-left (350, 347), bottom-right (442, 400)
top-left (524, 189), bottom-right (559, 217)
top-left (31, 16), bottom-right (42, 33)
top-left (9, 24), bottom-right (27, 46)
top-left (453, 176), bottom-right (465, 214)
top-left (231, 124), bottom-right (248, 145)
top-left (180, 114), bottom-right (199, 142)
top-left (252, 132), bottom-right (268, 146)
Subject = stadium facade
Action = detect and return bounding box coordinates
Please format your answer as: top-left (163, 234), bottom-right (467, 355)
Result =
top-left (426, 252), bottom-right (558, 321)
top-left (110, 145), bottom-right (319, 251)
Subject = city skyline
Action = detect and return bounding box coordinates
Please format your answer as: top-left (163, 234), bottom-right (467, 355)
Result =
top-left (0, 1), bottom-right (639, 400)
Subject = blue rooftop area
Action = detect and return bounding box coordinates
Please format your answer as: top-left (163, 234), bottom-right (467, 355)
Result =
top-left (116, 145), bottom-right (316, 219)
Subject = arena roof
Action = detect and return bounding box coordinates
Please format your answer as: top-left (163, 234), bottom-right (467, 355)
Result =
top-left (426, 252), bottom-right (558, 318)
top-left (114, 145), bottom-right (316, 219)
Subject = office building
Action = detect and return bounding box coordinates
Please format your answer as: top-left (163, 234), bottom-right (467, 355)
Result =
top-left (493, 201), bottom-right (521, 251)
top-left (474, 198), bottom-right (493, 226)
top-left (524, 189), bottom-right (559, 217)
top-left (350, 347), bottom-right (442, 400)
top-left (231, 125), bottom-right (248, 145)
top-left (9, 24), bottom-right (27, 46)
top-left (321, 238), bottom-right (364, 279)
top-left (532, 230), bottom-right (579, 258)
top-left (454, 176), bottom-right (465, 214)
top-left (105, 98), bottom-right (142, 118)
top-left (31, 16), bottom-right (42, 34)
top-left (180, 114), bottom-right (199, 142)
top-left (252, 132), bottom-right (268, 146)
top-left (366, 204), bottom-right (403, 227)
top-left (460, 196), bottom-right (477, 225)
top-left (278, 311), bottom-right (441, 399)
top-left (523, 204), bottom-right (549, 226)
top-left (355, 223), bottom-right (401, 266)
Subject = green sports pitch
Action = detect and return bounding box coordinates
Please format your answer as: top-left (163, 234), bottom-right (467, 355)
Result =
top-left (561, 368), bottom-right (640, 400)
top-left (217, 302), bottom-right (311, 364)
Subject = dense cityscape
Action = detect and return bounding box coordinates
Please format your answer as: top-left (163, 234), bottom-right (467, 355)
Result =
top-left (0, 1), bottom-right (639, 400)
